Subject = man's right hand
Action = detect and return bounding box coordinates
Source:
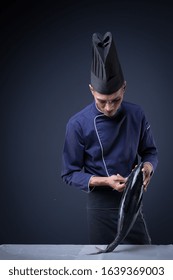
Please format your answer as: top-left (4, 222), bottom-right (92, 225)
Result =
top-left (89, 174), bottom-right (127, 192)
top-left (108, 174), bottom-right (127, 192)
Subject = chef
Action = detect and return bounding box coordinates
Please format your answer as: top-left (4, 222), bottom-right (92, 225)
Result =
top-left (61, 32), bottom-right (158, 245)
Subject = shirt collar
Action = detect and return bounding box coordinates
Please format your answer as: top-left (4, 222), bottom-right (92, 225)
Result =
top-left (92, 101), bottom-right (122, 119)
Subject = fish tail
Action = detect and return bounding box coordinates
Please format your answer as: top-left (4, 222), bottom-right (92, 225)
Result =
top-left (88, 237), bottom-right (120, 255)
top-left (103, 238), bottom-right (119, 253)
top-left (87, 246), bottom-right (107, 255)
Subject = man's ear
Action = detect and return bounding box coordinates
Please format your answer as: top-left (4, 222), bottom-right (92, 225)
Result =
top-left (123, 81), bottom-right (127, 92)
top-left (89, 84), bottom-right (93, 91)
top-left (89, 84), bottom-right (94, 95)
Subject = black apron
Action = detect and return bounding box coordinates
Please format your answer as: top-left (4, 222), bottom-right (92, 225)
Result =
top-left (87, 187), bottom-right (151, 245)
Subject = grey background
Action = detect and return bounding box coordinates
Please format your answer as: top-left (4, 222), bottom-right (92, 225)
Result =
top-left (1, 0), bottom-right (173, 245)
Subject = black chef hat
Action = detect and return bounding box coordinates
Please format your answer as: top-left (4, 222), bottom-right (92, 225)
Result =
top-left (91, 32), bottom-right (124, 95)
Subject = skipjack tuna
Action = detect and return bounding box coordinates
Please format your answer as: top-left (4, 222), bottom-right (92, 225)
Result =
top-left (90, 162), bottom-right (144, 254)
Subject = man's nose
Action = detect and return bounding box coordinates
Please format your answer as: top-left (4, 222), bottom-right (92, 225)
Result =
top-left (105, 102), bottom-right (113, 111)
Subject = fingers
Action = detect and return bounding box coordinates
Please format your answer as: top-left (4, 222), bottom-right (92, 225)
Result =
top-left (110, 174), bottom-right (127, 192)
top-left (116, 174), bottom-right (127, 183)
top-left (141, 168), bottom-right (150, 191)
top-left (132, 165), bottom-right (138, 171)
top-left (112, 183), bottom-right (126, 192)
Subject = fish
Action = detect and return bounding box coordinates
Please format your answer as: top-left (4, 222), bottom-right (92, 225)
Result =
top-left (89, 162), bottom-right (144, 254)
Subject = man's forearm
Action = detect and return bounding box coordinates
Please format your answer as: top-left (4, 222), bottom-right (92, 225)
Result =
top-left (89, 176), bottom-right (110, 187)
top-left (89, 174), bottom-right (127, 192)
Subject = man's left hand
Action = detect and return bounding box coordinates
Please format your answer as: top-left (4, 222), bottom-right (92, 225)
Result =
top-left (142, 162), bottom-right (153, 191)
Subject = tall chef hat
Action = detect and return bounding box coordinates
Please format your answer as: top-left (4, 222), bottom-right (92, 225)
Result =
top-left (91, 32), bottom-right (124, 94)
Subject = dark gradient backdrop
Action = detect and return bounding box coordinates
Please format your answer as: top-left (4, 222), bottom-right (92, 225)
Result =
top-left (1, 0), bottom-right (173, 245)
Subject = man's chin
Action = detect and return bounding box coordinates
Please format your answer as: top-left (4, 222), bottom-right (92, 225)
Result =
top-left (104, 111), bottom-right (117, 117)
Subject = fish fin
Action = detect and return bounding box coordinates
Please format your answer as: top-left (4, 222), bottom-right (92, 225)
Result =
top-left (87, 246), bottom-right (107, 255)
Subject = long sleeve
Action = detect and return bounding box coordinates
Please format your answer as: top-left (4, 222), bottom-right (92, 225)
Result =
top-left (138, 110), bottom-right (158, 171)
top-left (61, 119), bottom-right (93, 192)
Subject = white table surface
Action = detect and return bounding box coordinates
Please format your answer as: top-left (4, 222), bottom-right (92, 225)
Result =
top-left (0, 244), bottom-right (173, 260)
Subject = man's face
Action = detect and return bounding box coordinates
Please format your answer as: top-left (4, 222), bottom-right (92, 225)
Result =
top-left (90, 82), bottom-right (126, 117)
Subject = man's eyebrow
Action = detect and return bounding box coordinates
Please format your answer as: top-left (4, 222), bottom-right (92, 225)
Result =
top-left (97, 96), bottom-right (121, 102)
top-left (97, 98), bottom-right (107, 102)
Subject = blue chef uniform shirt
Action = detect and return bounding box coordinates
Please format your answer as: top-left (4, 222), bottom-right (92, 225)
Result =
top-left (61, 101), bottom-right (158, 192)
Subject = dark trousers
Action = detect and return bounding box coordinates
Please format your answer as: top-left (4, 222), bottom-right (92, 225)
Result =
top-left (87, 187), bottom-right (151, 245)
